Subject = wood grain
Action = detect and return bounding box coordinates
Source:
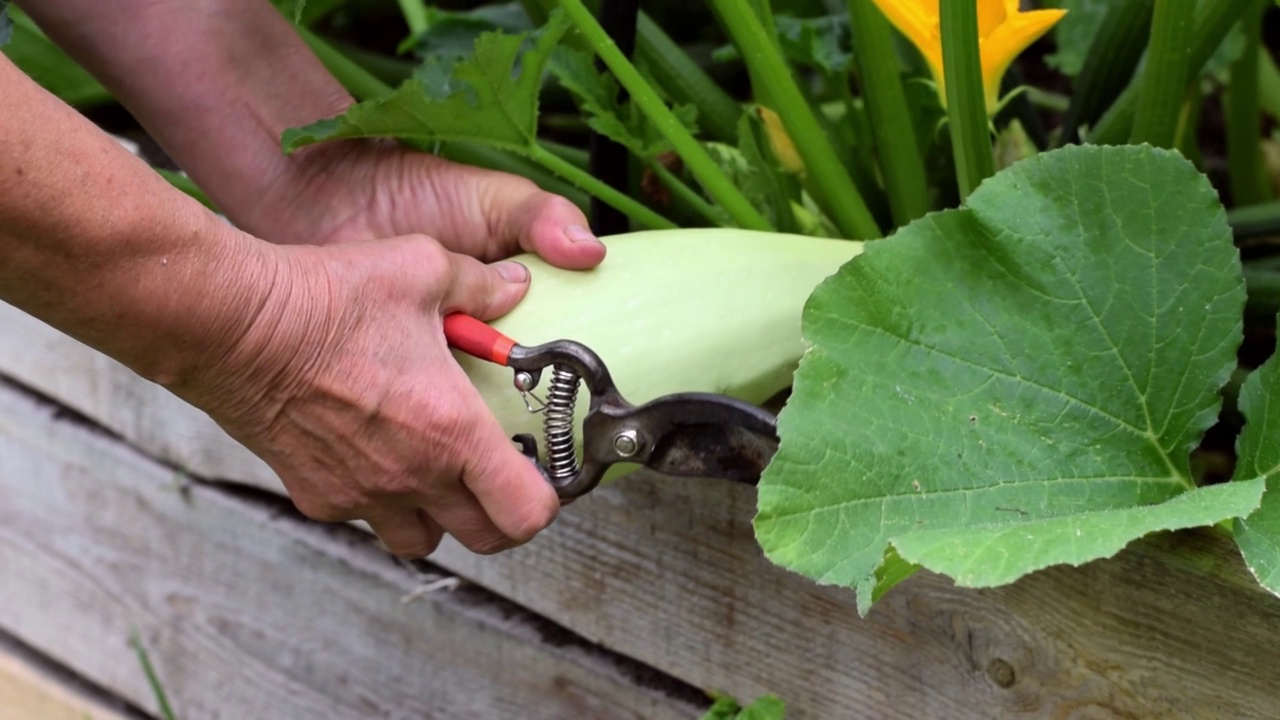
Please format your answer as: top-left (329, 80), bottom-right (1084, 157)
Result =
top-left (0, 301), bottom-right (275, 487)
top-left (0, 638), bottom-right (134, 720)
top-left (0, 380), bottom-right (703, 720)
top-left (7, 301), bottom-right (1280, 718)
top-left (432, 474), bottom-right (1280, 719)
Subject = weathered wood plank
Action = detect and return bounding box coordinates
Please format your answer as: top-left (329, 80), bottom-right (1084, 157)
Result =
top-left (0, 637), bottom-right (136, 720)
top-left (8, 301), bottom-right (1280, 718)
top-left (0, 302), bottom-right (275, 487)
top-left (0, 380), bottom-right (704, 720)
top-left (432, 476), bottom-right (1280, 719)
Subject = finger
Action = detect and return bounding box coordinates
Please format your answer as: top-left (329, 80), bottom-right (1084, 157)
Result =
top-left (438, 251), bottom-right (530, 321)
top-left (460, 409), bottom-right (560, 545)
top-left (366, 509), bottom-right (445, 559)
top-left (506, 192), bottom-right (607, 271)
top-left (422, 480), bottom-right (522, 555)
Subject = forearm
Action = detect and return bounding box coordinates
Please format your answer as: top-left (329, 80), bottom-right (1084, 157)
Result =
top-left (15, 0), bottom-right (354, 235)
top-left (0, 55), bottom-right (273, 389)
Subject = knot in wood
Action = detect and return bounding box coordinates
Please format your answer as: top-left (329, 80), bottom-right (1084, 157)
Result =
top-left (985, 658), bottom-right (1016, 689)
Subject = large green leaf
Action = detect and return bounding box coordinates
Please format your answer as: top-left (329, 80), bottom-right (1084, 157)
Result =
top-left (282, 11), bottom-right (570, 154)
top-left (1233, 318), bottom-right (1280, 593)
top-left (755, 145), bottom-right (1264, 614)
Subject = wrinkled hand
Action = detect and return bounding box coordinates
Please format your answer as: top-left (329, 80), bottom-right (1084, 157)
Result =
top-left (247, 139), bottom-right (606, 269)
top-left (194, 235), bottom-right (565, 557)
top-left (191, 142), bottom-right (608, 557)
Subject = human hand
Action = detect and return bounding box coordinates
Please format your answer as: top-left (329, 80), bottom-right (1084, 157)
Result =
top-left (244, 140), bottom-right (607, 269)
top-left (184, 234), bottom-right (559, 558)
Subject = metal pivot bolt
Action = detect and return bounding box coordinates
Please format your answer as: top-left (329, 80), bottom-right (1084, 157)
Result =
top-left (612, 429), bottom-right (643, 458)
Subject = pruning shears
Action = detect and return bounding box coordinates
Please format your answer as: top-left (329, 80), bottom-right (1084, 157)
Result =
top-left (443, 314), bottom-right (779, 499)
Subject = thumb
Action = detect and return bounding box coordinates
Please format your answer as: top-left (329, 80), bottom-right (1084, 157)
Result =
top-left (438, 251), bottom-right (531, 322)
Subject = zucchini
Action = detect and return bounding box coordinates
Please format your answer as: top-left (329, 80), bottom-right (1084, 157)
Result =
top-left (457, 228), bottom-right (863, 480)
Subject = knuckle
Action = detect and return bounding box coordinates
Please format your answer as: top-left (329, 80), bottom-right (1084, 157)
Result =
top-left (410, 236), bottom-right (453, 281)
top-left (367, 470), bottom-right (422, 498)
top-left (292, 493), bottom-right (357, 523)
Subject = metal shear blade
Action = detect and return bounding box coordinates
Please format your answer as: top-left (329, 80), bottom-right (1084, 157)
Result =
top-left (443, 313), bottom-right (779, 499)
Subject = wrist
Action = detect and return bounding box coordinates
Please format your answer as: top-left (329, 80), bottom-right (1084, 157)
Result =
top-left (162, 238), bottom-right (337, 436)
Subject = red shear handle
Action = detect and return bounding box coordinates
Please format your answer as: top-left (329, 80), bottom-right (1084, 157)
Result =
top-left (443, 313), bottom-right (517, 366)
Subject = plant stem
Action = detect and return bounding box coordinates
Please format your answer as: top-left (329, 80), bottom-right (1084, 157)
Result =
top-left (396, 0), bottom-right (429, 36)
top-left (297, 25), bottom-right (395, 101)
top-left (557, 0), bottom-right (772, 231)
top-left (1058, 0), bottom-right (1153, 147)
top-left (1027, 88), bottom-right (1070, 114)
top-left (635, 13), bottom-right (742, 144)
top-left (1260, 50), bottom-right (1280, 121)
top-left (437, 143), bottom-right (591, 209)
top-left (1225, 0), bottom-right (1272, 207)
top-left (130, 632), bottom-right (178, 720)
top-left (530, 145), bottom-right (677, 230)
top-left (1130, 0), bottom-right (1194, 148)
top-left (708, 0), bottom-right (880, 239)
top-left (848, 0), bottom-right (929, 226)
top-left (648, 161), bottom-right (723, 226)
top-left (940, 0), bottom-right (994, 200)
top-left (1091, 0), bottom-right (1247, 145)
top-left (1229, 200), bottom-right (1280, 240)
top-left (1244, 265), bottom-right (1280, 325)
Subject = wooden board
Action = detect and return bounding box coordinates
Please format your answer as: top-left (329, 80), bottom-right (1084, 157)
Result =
top-left (0, 301), bottom-right (275, 487)
top-left (8, 302), bottom-right (1280, 718)
top-left (0, 637), bottom-right (135, 720)
top-left (0, 380), bottom-right (704, 720)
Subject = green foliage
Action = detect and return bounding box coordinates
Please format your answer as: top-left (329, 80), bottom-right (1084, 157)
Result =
top-left (284, 13), bottom-right (569, 153)
top-left (1232, 319), bottom-right (1280, 594)
top-left (283, 11), bottom-right (673, 230)
top-left (716, 14), bottom-right (852, 76)
top-left (700, 693), bottom-right (786, 720)
top-left (2, 8), bottom-right (111, 107)
top-left (549, 46), bottom-right (698, 160)
top-left (402, 2), bottom-right (532, 59)
top-left (755, 145), bottom-right (1265, 613)
top-left (1043, 0), bottom-right (1113, 76)
top-left (273, 0), bottom-right (309, 23)
top-left (0, 1), bottom-right (11, 48)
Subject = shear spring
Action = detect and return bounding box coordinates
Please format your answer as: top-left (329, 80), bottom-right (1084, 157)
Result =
top-left (542, 364), bottom-right (581, 482)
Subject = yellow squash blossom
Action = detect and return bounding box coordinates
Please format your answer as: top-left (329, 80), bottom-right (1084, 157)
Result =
top-left (870, 0), bottom-right (1066, 114)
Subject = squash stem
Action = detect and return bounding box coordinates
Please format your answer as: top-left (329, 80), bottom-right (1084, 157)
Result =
top-left (940, 0), bottom-right (994, 199)
top-left (1130, 0), bottom-right (1195, 148)
top-left (530, 145), bottom-right (677, 230)
top-left (708, 0), bottom-right (881, 239)
top-left (1225, 0), bottom-right (1272, 207)
top-left (848, 0), bottom-right (929, 226)
top-left (1091, 0), bottom-right (1248, 145)
top-left (635, 13), bottom-right (742, 145)
top-left (1057, 0), bottom-right (1153, 147)
top-left (648, 161), bottom-right (724, 227)
top-left (557, 0), bottom-right (773, 231)
top-left (297, 25), bottom-right (395, 102)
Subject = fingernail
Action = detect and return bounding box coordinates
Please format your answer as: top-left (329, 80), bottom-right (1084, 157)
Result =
top-left (494, 261), bottom-right (529, 283)
top-left (564, 225), bottom-right (601, 244)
